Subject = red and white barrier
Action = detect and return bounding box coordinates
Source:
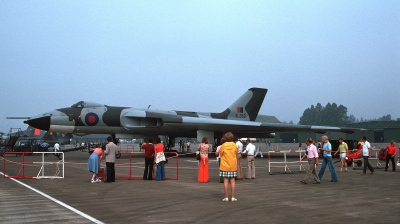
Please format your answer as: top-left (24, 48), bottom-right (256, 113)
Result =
top-left (3, 152), bottom-right (64, 179)
top-left (268, 150), bottom-right (308, 174)
top-left (113, 151), bottom-right (179, 180)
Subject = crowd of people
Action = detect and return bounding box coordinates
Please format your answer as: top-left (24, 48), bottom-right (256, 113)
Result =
top-left (86, 134), bottom-right (398, 202)
top-left (300, 135), bottom-right (398, 185)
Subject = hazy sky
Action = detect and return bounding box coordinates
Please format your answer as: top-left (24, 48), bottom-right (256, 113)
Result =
top-left (1, 1), bottom-right (399, 133)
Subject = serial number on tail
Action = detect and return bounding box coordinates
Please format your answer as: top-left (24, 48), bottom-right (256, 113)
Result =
top-left (235, 113), bottom-right (247, 118)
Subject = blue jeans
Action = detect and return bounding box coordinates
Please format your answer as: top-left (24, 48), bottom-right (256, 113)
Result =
top-left (156, 162), bottom-right (165, 180)
top-left (318, 156), bottom-right (338, 181)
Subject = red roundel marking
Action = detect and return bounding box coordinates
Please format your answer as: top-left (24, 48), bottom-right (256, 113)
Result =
top-left (88, 115), bottom-right (96, 123)
top-left (85, 112), bottom-right (99, 126)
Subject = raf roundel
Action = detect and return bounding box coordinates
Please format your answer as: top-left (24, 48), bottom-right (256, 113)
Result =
top-left (85, 112), bottom-right (99, 126)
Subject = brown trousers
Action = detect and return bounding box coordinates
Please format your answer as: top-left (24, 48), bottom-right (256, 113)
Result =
top-left (237, 153), bottom-right (243, 179)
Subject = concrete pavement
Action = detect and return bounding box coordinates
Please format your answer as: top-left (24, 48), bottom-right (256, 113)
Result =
top-left (1, 150), bottom-right (399, 223)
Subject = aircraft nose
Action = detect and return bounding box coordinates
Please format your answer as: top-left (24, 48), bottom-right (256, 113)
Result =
top-left (24, 116), bottom-right (51, 131)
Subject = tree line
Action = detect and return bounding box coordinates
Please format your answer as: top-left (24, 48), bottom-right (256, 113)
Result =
top-left (297, 102), bottom-right (396, 126)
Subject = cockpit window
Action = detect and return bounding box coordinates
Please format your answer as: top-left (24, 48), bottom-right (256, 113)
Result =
top-left (71, 101), bottom-right (84, 108)
top-left (71, 101), bottom-right (104, 108)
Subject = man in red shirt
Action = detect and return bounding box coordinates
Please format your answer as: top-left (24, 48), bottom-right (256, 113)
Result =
top-left (385, 140), bottom-right (397, 171)
top-left (141, 138), bottom-right (155, 180)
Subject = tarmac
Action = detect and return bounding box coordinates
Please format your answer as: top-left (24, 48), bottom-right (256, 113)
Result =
top-left (1, 143), bottom-right (399, 224)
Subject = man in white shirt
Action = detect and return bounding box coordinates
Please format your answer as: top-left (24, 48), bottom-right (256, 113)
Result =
top-left (361, 136), bottom-right (375, 175)
top-left (54, 142), bottom-right (61, 160)
top-left (254, 140), bottom-right (263, 158)
top-left (244, 139), bottom-right (256, 179)
top-left (186, 140), bottom-right (191, 152)
top-left (235, 138), bottom-right (243, 180)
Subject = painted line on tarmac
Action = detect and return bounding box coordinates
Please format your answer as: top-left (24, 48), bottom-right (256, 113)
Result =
top-left (0, 171), bottom-right (104, 224)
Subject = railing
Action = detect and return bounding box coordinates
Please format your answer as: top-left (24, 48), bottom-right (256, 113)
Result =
top-left (267, 150), bottom-right (308, 174)
top-left (111, 151), bottom-right (179, 180)
top-left (3, 152), bottom-right (64, 179)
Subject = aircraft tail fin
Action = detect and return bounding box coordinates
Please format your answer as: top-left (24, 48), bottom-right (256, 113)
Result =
top-left (23, 126), bottom-right (37, 137)
top-left (211, 88), bottom-right (267, 121)
top-left (42, 131), bottom-right (56, 141)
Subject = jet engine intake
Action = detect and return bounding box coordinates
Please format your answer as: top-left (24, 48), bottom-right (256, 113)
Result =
top-left (121, 117), bottom-right (163, 128)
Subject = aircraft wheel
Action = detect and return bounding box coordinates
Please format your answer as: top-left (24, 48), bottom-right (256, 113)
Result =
top-left (356, 160), bottom-right (362, 167)
top-left (347, 161), bottom-right (352, 167)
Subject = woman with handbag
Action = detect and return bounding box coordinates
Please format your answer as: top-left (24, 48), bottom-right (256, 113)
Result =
top-left (154, 137), bottom-right (166, 181)
top-left (197, 137), bottom-right (210, 182)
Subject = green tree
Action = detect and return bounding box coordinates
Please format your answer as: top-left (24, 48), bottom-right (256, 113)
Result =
top-left (315, 103), bottom-right (323, 124)
top-left (335, 104), bottom-right (349, 125)
top-left (299, 104), bottom-right (394, 125)
top-left (348, 114), bottom-right (357, 123)
top-left (377, 114), bottom-right (391, 121)
top-left (299, 102), bottom-right (349, 126)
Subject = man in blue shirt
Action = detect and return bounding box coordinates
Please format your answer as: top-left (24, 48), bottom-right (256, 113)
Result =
top-left (318, 135), bottom-right (338, 182)
top-left (41, 141), bottom-right (50, 156)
